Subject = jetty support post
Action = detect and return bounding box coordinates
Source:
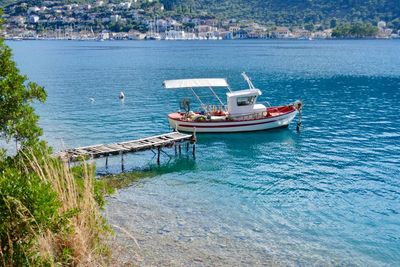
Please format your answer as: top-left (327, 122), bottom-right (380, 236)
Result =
top-left (121, 152), bottom-right (124, 172)
top-left (157, 147), bottom-right (161, 165)
top-left (192, 127), bottom-right (197, 159)
top-left (174, 142), bottom-right (177, 155)
top-left (105, 155), bottom-right (109, 169)
top-left (186, 142), bottom-right (189, 152)
top-left (178, 144), bottom-right (181, 155)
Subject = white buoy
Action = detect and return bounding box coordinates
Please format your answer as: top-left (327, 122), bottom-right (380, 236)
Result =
top-left (89, 98), bottom-right (95, 102)
top-left (119, 91), bottom-right (125, 100)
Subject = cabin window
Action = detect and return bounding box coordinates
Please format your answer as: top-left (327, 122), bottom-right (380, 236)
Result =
top-left (237, 96), bottom-right (256, 106)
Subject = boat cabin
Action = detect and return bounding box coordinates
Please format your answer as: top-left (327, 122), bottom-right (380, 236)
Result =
top-left (226, 89), bottom-right (266, 117)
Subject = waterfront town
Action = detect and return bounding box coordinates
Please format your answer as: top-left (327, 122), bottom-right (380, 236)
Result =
top-left (1, 0), bottom-right (399, 40)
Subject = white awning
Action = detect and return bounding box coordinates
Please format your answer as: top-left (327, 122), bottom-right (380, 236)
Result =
top-left (163, 78), bottom-right (229, 89)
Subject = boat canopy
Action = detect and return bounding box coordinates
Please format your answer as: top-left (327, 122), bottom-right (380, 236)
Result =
top-left (163, 78), bottom-right (229, 89)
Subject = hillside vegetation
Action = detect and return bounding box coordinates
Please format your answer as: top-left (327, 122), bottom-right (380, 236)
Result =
top-left (161, 0), bottom-right (400, 25)
top-left (1, 0), bottom-right (399, 26)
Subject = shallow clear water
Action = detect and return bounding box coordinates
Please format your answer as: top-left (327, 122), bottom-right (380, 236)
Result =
top-left (8, 40), bottom-right (400, 266)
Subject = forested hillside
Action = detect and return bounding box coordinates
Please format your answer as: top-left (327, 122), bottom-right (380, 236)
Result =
top-left (160, 0), bottom-right (400, 25)
top-left (1, 0), bottom-right (399, 27)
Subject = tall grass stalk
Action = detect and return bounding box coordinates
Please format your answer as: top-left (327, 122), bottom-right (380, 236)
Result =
top-left (0, 151), bottom-right (111, 266)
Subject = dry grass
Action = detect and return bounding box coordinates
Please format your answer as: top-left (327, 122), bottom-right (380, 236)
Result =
top-left (25, 153), bottom-right (111, 266)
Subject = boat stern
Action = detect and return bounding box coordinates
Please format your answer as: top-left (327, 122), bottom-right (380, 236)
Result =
top-left (168, 112), bottom-right (184, 131)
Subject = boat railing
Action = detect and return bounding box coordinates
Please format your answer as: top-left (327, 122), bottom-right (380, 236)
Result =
top-left (228, 111), bottom-right (267, 121)
top-left (203, 104), bottom-right (227, 113)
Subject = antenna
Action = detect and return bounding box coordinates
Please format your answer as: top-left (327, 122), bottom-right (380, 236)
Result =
top-left (241, 72), bottom-right (255, 89)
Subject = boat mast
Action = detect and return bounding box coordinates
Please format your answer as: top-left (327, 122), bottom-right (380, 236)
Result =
top-left (241, 72), bottom-right (255, 89)
top-left (241, 72), bottom-right (271, 107)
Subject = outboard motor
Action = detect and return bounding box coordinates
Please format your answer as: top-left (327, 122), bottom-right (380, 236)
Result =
top-left (180, 98), bottom-right (191, 113)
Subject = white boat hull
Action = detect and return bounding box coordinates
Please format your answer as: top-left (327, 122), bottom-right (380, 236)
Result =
top-left (168, 110), bottom-right (298, 133)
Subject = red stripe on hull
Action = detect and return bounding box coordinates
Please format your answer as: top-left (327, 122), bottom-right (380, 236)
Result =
top-left (179, 119), bottom-right (279, 128)
top-left (168, 109), bottom-right (297, 124)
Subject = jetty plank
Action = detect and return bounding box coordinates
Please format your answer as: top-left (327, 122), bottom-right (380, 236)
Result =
top-left (57, 132), bottom-right (194, 162)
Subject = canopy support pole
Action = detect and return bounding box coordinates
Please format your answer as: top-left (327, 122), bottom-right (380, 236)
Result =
top-left (209, 87), bottom-right (224, 106)
top-left (190, 88), bottom-right (207, 111)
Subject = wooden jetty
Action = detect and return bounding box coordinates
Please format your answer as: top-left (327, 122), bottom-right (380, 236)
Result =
top-left (57, 131), bottom-right (196, 169)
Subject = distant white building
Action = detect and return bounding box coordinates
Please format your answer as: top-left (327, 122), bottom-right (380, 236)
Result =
top-left (378, 21), bottom-right (386, 29)
top-left (119, 2), bottom-right (132, 9)
top-left (272, 27), bottom-right (290, 38)
top-left (164, 30), bottom-right (196, 40)
top-left (112, 32), bottom-right (128, 40)
top-left (27, 6), bottom-right (40, 14)
top-left (219, 31), bottom-right (234, 40)
top-left (110, 15), bottom-right (121, 23)
top-left (99, 31), bottom-right (110, 40)
top-left (28, 15), bottom-right (40, 24)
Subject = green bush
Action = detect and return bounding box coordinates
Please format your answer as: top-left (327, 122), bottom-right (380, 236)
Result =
top-left (0, 153), bottom-right (112, 266)
top-left (332, 22), bottom-right (378, 38)
top-left (0, 167), bottom-right (59, 265)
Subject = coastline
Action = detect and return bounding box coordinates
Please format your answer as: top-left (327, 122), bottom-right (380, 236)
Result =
top-left (4, 37), bottom-right (400, 41)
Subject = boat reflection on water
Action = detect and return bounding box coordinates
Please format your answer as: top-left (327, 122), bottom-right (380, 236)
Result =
top-left (198, 126), bottom-right (299, 156)
top-left (149, 157), bottom-right (198, 174)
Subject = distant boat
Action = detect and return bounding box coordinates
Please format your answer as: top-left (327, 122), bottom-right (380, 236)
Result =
top-left (146, 34), bottom-right (161, 40)
top-left (119, 91), bottom-right (125, 99)
top-left (163, 73), bottom-right (303, 133)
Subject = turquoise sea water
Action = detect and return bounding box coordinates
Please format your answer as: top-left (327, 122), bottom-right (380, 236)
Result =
top-left (8, 40), bottom-right (400, 266)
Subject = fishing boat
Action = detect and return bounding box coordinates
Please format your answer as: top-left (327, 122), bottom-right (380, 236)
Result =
top-left (163, 73), bottom-right (303, 133)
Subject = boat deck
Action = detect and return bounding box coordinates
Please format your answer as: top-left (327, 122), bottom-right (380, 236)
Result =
top-left (168, 104), bottom-right (296, 122)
